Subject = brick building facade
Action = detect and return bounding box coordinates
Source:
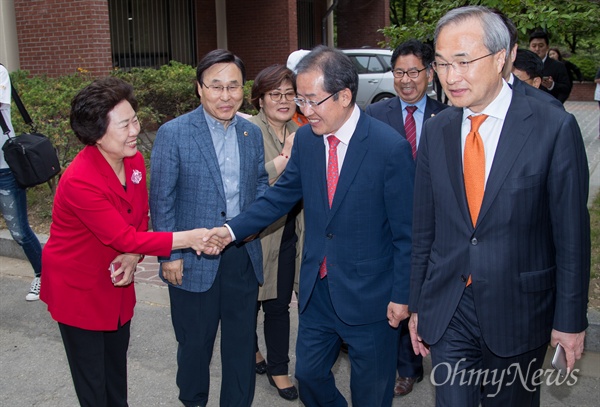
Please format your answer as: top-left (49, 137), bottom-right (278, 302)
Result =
top-left (11, 0), bottom-right (390, 79)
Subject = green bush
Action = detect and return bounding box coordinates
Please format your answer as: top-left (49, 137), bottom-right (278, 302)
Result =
top-left (568, 54), bottom-right (599, 81)
top-left (9, 69), bottom-right (93, 172)
top-left (9, 62), bottom-right (257, 171)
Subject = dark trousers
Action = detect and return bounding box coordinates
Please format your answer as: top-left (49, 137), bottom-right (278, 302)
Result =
top-left (169, 244), bottom-right (259, 407)
top-left (295, 275), bottom-right (398, 407)
top-left (430, 286), bottom-right (547, 407)
top-left (58, 320), bottom-right (130, 407)
top-left (256, 216), bottom-right (297, 376)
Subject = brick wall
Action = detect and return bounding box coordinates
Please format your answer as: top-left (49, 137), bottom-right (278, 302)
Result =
top-left (226, 0), bottom-right (299, 79)
top-left (195, 0), bottom-right (218, 63)
top-left (14, 0), bottom-right (112, 77)
top-left (568, 82), bottom-right (596, 102)
top-left (336, 0), bottom-right (389, 49)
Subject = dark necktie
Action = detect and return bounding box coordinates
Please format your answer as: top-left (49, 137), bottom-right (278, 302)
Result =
top-left (320, 135), bottom-right (341, 279)
top-left (404, 106), bottom-right (418, 159)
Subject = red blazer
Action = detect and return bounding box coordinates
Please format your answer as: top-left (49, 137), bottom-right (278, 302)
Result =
top-left (41, 146), bottom-right (172, 331)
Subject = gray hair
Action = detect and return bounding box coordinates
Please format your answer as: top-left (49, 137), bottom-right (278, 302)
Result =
top-left (434, 6), bottom-right (510, 59)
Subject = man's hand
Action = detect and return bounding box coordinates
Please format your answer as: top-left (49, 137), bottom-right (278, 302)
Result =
top-left (409, 313), bottom-right (430, 357)
top-left (203, 226), bottom-right (233, 248)
top-left (541, 75), bottom-right (554, 90)
top-left (110, 253), bottom-right (140, 286)
top-left (551, 329), bottom-right (585, 372)
top-left (162, 259), bottom-right (184, 286)
top-left (387, 302), bottom-right (409, 328)
top-left (189, 228), bottom-right (226, 255)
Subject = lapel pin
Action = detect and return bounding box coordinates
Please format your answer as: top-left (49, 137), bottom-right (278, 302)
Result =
top-left (244, 131), bottom-right (248, 136)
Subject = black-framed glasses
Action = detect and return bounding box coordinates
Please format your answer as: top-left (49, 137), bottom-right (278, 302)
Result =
top-left (293, 92), bottom-right (339, 108)
top-left (431, 52), bottom-right (495, 75)
top-left (393, 67), bottom-right (427, 79)
top-left (201, 82), bottom-right (243, 94)
top-left (268, 91), bottom-right (296, 102)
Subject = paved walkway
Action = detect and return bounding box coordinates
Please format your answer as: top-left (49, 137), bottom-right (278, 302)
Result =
top-left (1, 101), bottom-right (599, 406)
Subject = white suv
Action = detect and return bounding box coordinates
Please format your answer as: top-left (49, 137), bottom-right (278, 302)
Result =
top-left (342, 48), bottom-right (396, 109)
top-left (342, 48), bottom-right (436, 110)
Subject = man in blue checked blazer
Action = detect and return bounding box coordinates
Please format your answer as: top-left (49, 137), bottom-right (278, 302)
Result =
top-left (149, 50), bottom-right (268, 407)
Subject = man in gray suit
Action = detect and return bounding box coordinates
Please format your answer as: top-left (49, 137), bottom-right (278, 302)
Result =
top-left (365, 39), bottom-right (447, 397)
top-left (409, 6), bottom-right (589, 406)
top-left (150, 50), bottom-right (268, 407)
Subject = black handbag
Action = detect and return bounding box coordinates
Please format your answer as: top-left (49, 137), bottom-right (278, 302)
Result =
top-left (1, 82), bottom-right (61, 188)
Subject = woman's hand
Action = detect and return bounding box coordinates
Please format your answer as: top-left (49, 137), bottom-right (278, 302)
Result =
top-left (110, 253), bottom-right (140, 286)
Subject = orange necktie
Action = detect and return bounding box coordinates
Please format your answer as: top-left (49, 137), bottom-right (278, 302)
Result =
top-left (464, 114), bottom-right (488, 286)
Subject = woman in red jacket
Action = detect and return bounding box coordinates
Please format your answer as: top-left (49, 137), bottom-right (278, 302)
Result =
top-left (40, 77), bottom-right (223, 407)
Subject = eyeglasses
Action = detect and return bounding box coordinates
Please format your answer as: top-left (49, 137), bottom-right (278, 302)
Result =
top-left (268, 91), bottom-right (296, 102)
top-left (431, 52), bottom-right (495, 75)
top-left (201, 82), bottom-right (243, 94)
top-left (293, 92), bottom-right (338, 108)
top-left (393, 67), bottom-right (427, 79)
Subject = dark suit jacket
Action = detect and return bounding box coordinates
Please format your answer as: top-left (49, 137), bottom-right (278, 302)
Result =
top-left (511, 76), bottom-right (564, 109)
top-left (41, 147), bottom-right (173, 331)
top-left (542, 57), bottom-right (572, 103)
top-left (149, 106), bottom-right (269, 293)
top-left (229, 110), bottom-right (415, 325)
top-left (409, 91), bottom-right (590, 357)
top-left (365, 96), bottom-right (447, 140)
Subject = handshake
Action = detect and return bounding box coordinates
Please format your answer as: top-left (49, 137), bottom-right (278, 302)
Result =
top-left (188, 226), bottom-right (235, 256)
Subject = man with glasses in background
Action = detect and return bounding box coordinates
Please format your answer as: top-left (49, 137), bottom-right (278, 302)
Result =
top-left (150, 49), bottom-right (268, 407)
top-left (365, 39), bottom-right (447, 398)
top-left (207, 45), bottom-right (415, 406)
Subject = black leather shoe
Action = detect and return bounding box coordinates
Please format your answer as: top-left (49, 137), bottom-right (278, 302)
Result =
top-left (255, 360), bottom-right (267, 375)
top-left (393, 374), bottom-right (424, 397)
top-left (267, 372), bottom-right (299, 401)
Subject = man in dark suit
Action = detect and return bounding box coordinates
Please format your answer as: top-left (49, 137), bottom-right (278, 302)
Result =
top-left (209, 45), bottom-right (415, 406)
top-left (529, 30), bottom-right (572, 103)
top-left (495, 10), bottom-right (563, 109)
top-left (365, 39), bottom-right (447, 397)
top-left (149, 50), bottom-right (269, 407)
top-left (409, 6), bottom-right (589, 407)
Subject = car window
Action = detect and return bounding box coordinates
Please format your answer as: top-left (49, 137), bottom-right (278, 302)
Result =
top-left (349, 55), bottom-right (385, 74)
top-left (381, 54), bottom-right (392, 70)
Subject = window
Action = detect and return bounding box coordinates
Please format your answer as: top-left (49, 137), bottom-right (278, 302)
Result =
top-left (108, 0), bottom-right (196, 69)
top-left (348, 55), bottom-right (385, 74)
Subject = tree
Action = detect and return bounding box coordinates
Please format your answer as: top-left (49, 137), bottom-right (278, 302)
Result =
top-left (384, 0), bottom-right (600, 55)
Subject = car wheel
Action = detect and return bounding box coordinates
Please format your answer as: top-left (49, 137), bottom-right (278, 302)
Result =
top-left (371, 93), bottom-right (395, 104)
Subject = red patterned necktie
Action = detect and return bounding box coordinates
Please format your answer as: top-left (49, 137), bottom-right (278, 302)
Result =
top-left (464, 114), bottom-right (488, 286)
top-left (320, 135), bottom-right (341, 278)
top-left (404, 106), bottom-right (418, 159)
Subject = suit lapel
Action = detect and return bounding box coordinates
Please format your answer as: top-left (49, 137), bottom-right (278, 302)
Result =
top-left (442, 108), bottom-right (473, 228)
top-left (88, 146), bottom-right (129, 202)
top-left (477, 94), bottom-right (534, 226)
top-left (190, 106), bottom-right (226, 202)
top-left (236, 121), bottom-right (250, 207)
top-left (386, 97), bottom-right (406, 138)
top-left (424, 97), bottom-right (444, 120)
top-left (327, 113), bottom-right (369, 221)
